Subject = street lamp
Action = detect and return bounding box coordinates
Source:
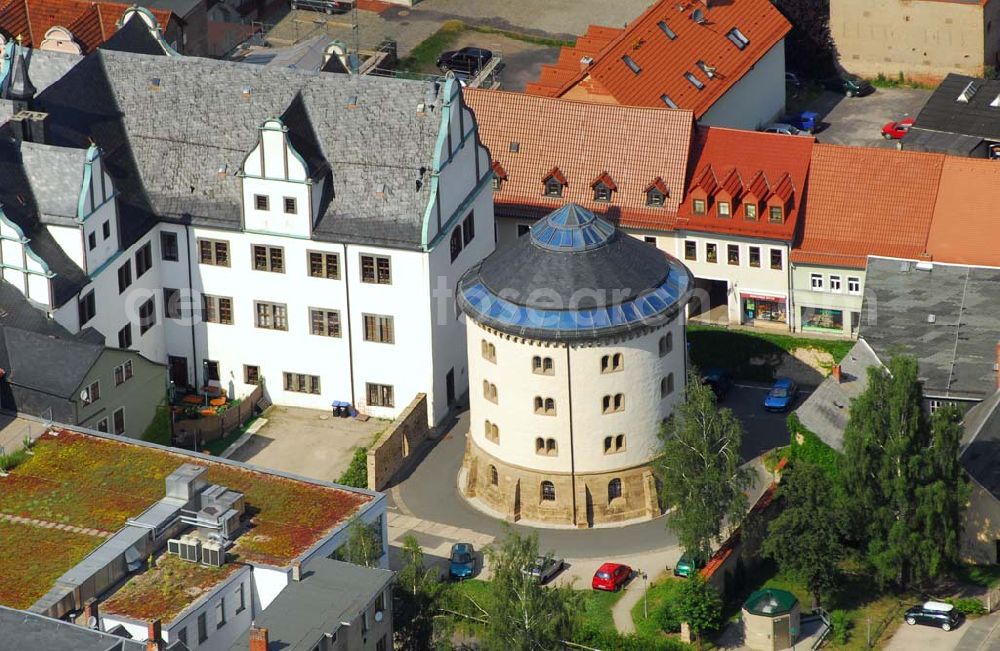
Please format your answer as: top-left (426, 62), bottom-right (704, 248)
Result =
top-left (640, 569), bottom-right (649, 619)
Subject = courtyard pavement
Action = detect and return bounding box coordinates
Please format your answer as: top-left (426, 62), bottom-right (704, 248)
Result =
top-left (885, 609), bottom-right (1000, 651)
top-left (0, 413), bottom-right (43, 455)
top-left (228, 406), bottom-right (386, 483)
top-left (803, 87), bottom-right (933, 149)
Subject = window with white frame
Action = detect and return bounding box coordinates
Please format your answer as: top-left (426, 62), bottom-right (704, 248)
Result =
top-left (810, 273), bottom-right (824, 291)
top-left (848, 277), bottom-right (861, 294)
top-left (830, 275), bottom-right (842, 292)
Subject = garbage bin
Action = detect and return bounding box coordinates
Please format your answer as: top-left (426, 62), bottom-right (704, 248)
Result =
top-left (339, 403), bottom-right (351, 418)
top-left (331, 401), bottom-right (345, 417)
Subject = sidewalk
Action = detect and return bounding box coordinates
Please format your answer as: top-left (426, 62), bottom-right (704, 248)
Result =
top-left (956, 611), bottom-right (1000, 651)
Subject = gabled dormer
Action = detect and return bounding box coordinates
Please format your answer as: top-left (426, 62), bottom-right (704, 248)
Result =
top-left (590, 171), bottom-right (617, 203)
top-left (644, 177), bottom-right (669, 208)
top-left (542, 167), bottom-right (567, 198)
top-left (743, 170), bottom-right (770, 221)
top-left (491, 160), bottom-right (507, 191)
top-left (240, 100), bottom-right (328, 238)
top-left (714, 168), bottom-right (743, 219)
top-left (689, 165), bottom-right (717, 216)
top-left (767, 172), bottom-right (795, 224)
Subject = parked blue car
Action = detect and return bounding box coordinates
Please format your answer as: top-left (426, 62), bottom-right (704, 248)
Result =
top-left (449, 542), bottom-right (476, 580)
top-left (763, 378), bottom-right (798, 412)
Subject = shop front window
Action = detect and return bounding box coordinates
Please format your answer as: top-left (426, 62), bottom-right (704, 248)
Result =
top-left (742, 294), bottom-right (786, 324)
top-left (802, 306), bottom-right (844, 333)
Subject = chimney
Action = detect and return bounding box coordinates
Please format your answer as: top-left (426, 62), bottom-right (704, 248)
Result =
top-left (291, 560), bottom-right (301, 581)
top-left (831, 364), bottom-right (842, 384)
top-left (146, 619), bottom-right (164, 651)
top-left (83, 598), bottom-right (99, 628)
top-left (250, 626), bottom-right (269, 651)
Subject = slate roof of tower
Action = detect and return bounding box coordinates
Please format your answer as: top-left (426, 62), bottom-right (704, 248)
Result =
top-left (457, 203), bottom-right (693, 341)
top-left (19, 141), bottom-right (87, 223)
top-left (98, 12), bottom-right (172, 56)
top-left (34, 48), bottom-right (445, 250)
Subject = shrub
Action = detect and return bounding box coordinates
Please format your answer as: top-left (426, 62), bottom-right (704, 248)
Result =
top-left (141, 402), bottom-right (172, 446)
top-left (574, 623), bottom-right (691, 651)
top-left (0, 447), bottom-right (30, 473)
top-left (788, 413), bottom-right (842, 478)
top-left (338, 446), bottom-right (368, 488)
top-left (946, 597), bottom-right (987, 616)
top-left (830, 609), bottom-right (852, 644)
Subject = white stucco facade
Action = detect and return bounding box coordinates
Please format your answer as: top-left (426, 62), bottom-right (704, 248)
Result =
top-left (699, 39), bottom-right (787, 131)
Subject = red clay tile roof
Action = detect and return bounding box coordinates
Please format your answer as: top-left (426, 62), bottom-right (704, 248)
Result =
top-left (926, 156), bottom-right (1000, 267)
top-left (677, 126), bottom-right (814, 241)
top-left (0, 0), bottom-right (172, 53)
top-left (791, 144), bottom-right (945, 269)
top-left (463, 87), bottom-right (694, 231)
top-left (526, 0), bottom-right (791, 117)
top-left (591, 170), bottom-right (617, 191)
top-left (544, 166), bottom-right (568, 185)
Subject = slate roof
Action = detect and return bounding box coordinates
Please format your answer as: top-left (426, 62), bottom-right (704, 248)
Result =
top-left (791, 144), bottom-right (945, 269)
top-left (794, 340), bottom-right (881, 451)
top-left (463, 88), bottom-right (693, 231)
top-left (36, 49), bottom-right (445, 250)
top-left (959, 391), bottom-right (1000, 500)
top-left (19, 141), bottom-right (86, 222)
top-left (98, 12), bottom-right (171, 56)
top-left (860, 257), bottom-right (1000, 401)
top-left (526, 0), bottom-right (791, 117)
top-left (228, 558), bottom-right (393, 651)
top-left (0, 46), bottom-right (83, 97)
top-left (915, 73), bottom-right (1000, 141)
top-left (0, 0), bottom-right (173, 54)
top-left (0, 605), bottom-right (146, 651)
top-left (677, 125), bottom-right (813, 241)
top-left (0, 281), bottom-right (105, 398)
top-left (238, 35), bottom-right (332, 71)
top-left (926, 156), bottom-right (1000, 268)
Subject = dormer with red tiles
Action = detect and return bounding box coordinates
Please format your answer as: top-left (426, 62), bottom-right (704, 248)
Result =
top-left (590, 171), bottom-right (617, 203)
top-left (644, 177), bottom-right (669, 208)
top-left (542, 167), bottom-right (568, 198)
top-left (767, 172), bottom-right (795, 224)
top-left (689, 165), bottom-right (718, 216)
top-left (715, 169), bottom-right (744, 220)
top-left (742, 170), bottom-right (770, 222)
top-left (491, 160), bottom-right (507, 191)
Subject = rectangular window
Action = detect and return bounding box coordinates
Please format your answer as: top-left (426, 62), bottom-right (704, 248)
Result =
top-left (176, 627), bottom-right (187, 646)
top-left (684, 240), bottom-right (697, 261)
top-left (198, 239), bottom-right (230, 266)
top-left (749, 246), bottom-right (761, 268)
top-left (139, 297), bottom-right (156, 334)
top-left (769, 206), bottom-right (783, 223)
top-left (135, 242), bottom-right (153, 278)
top-left (243, 365), bottom-right (260, 385)
top-left (203, 295), bottom-right (233, 325)
top-left (830, 275), bottom-right (842, 292)
top-left (706, 243), bottom-right (717, 263)
top-left (252, 245), bottom-right (284, 273)
top-left (88, 232), bottom-right (96, 250)
top-left (79, 291), bottom-right (96, 325)
top-left (112, 407), bottom-right (125, 435)
top-left (770, 249), bottom-right (783, 270)
top-left (283, 197), bottom-right (297, 214)
top-left (283, 372), bottom-right (321, 394)
top-left (361, 254), bottom-right (391, 284)
top-left (197, 612), bottom-right (207, 643)
top-left (160, 231), bottom-right (179, 261)
top-left (718, 201), bottom-right (731, 218)
top-left (745, 203), bottom-right (758, 221)
top-left (366, 383), bottom-right (394, 408)
top-left (164, 288), bottom-right (181, 319)
top-left (657, 20), bottom-right (676, 39)
top-left (102, 221), bottom-right (111, 240)
top-left (376, 635), bottom-right (387, 651)
top-left (622, 54), bottom-right (641, 74)
top-left (310, 308), bottom-right (342, 337)
top-left (114, 360), bottom-right (133, 386)
top-left (254, 194), bottom-right (269, 211)
top-left (727, 244), bottom-right (740, 266)
top-left (96, 418), bottom-right (109, 432)
top-left (255, 302), bottom-right (288, 331)
top-left (463, 212), bottom-right (475, 245)
top-left (308, 251), bottom-right (340, 279)
top-left (117, 262), bottom-right (132, 293)
top-left (216, 597), bottom-right (226, 628)
top-left (235, 583), bottom-right (246, 614)
top-left (82, 380), bottom-right (100, 405)
top-left (811, 273), bottom-right (824, 291)
top-left (693, 199), bottom-right (706, 215)
top-left (118, 324), bottom-right (132, 349)
top-left (848, 277), bottom-right (861, 294)
top-left (363, 314), bottom-right (394, 343)
top-left (204, 360), bottom-right (220, 382)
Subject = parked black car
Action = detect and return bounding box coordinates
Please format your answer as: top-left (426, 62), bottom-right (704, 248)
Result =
top-left (701, 368), bottom-right (733, 401)
top-left (437, 47), bottom-right (493, 76)
top-left (821, 74), bottom-right (875, 98)
top-left (904, 602), bottom-right (961, 632)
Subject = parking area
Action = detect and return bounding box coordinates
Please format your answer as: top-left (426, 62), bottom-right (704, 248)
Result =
top-left (798, 87), bottom-right (932, 148)
top-left (720, 383), bottom-right (808, 461)
top-left (228, 406), bottom-right (386, 482)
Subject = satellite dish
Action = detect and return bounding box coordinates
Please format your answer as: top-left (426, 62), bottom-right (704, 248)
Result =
top-left (87, 616), bottom-right (98, 629)
top-left (79, 389), bottom-right (89, 401)
top-left (692, 8), bottom-right (705, 23)
top-left (374, 611), bottom-right (384, 623)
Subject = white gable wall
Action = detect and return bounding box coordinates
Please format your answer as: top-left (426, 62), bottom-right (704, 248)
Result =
top-left (699, 39), bottom-right (786, 131)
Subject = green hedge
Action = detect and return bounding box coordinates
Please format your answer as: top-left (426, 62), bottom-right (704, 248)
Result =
top-left (787, 413), bottom-right (842, 478)
top-left (141, 402), bottom-right (171, 446)
top-left (338, 446), bottom-right (368, 488)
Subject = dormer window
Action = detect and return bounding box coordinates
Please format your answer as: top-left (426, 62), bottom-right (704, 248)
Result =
top-left (693, 199), bottom-right (706, 215)
top-left (492, 177), bottom-right (501, 190)
top-left (543, 167), bottom-right (567, 198)
top-left (717, 201), bottom-right (731, 218)
top-left (744, 203), bottom-right (758, 221)
top-left (647, 189), bottom-right (665, 207)
top-left (591, 172), bottom-right (617, 203)
top-left (769, 206), bottom-right (783, 223)
top-left (491, 161), bottom-right (507, 192)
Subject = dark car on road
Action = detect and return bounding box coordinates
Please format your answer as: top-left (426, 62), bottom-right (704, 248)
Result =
top-left (437, 47), bottom-right (493, 76)
top-left (449, 542), bottom-right (476, 580)
top-left (822, 74), bottom-right (875, 98)
top-left (522, 555), bottom-right (565, 584)
top-left (701, 368), bottom-right (733, 401)
top-left (904, 601), bottom-right (961, 631)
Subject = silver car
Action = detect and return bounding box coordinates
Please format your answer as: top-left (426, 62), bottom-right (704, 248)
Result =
top-left (761, 122), bottom-right (805, 136)
top-left (522, 555), bottom-right (565, 584)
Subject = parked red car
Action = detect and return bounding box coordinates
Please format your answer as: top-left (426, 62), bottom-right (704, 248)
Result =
top-left (881, 117), bottom-right (915, 139)
top-left (592, 562), bottom-right (632, 591)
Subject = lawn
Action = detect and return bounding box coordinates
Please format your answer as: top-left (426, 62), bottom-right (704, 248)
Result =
top-left (0, 520), bottom-right (103, 609)
top-left (688, 324), bottom-right (855, 382)
top-left (631, 575), bottom-right (685, 638)
top-left (200, 417), bottom-right (257, 457)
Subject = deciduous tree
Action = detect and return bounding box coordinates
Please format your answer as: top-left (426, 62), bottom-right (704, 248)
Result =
top-left (654, 370), bottom-right (754, 559)
top-left (674, 574), bottom-right (722, 651)
top-left (394, 535), bottom-right (446, 650)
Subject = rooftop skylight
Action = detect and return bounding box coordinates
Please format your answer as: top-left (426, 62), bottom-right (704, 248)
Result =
top-left (622, 54), bottom-right (641, 75)
top-left (684, 72), bottom-right (705, 90)
top-left (660, 93), bottom-right (678, 108)
top-left (958, 80), bottom-right (980, 103)
top-left (726, 27), bottom-right (749, 50)
top-left (657, 20), bottom-right (677, 40)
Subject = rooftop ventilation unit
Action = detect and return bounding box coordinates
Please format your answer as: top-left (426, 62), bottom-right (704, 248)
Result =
top-left (957, 80), bottom-right (980, 103)
top-left (580, 56), bottom-right (594, 67)
top-left (167, 534), bottom-right (202, 563)
top-left (927, 314), bottom-right (936, 324)
top-left (915, 261), bottom-right (933, 272)
top-left (509, 142), bottom-right (520, 153)
top-left (697, 60), bottom-right (716, 79)
top-left (241, 86), bottom-right (253, 100)
top-left (201, 541), bottom-right (225, 567)
top-left (149, 78), bottom-right (161, 91)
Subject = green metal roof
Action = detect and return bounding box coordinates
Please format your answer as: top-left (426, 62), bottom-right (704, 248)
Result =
top-left (744, 588), bottom-right (798, 616)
